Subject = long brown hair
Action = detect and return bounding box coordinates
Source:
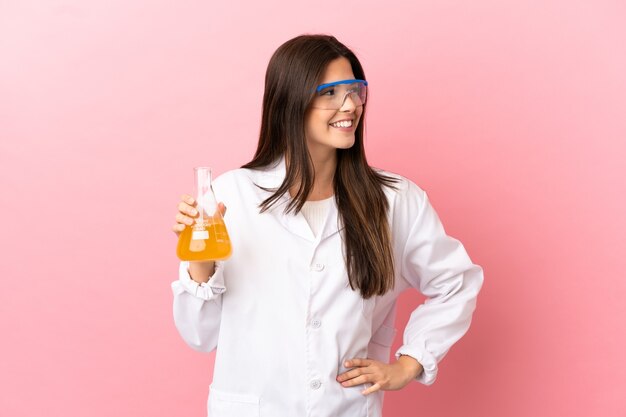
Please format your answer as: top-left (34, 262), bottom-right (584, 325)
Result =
top-left (242, 34), bottom-right (399, 299)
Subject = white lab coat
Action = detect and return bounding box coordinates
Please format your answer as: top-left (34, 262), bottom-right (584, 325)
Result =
top-left (171, 156), bottom-right (484, 417)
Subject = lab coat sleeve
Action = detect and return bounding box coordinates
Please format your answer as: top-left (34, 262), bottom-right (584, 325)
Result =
top-left (171, 260), bottom-right (226, 352)
top-left (395, 186), bottom-right (484, 386)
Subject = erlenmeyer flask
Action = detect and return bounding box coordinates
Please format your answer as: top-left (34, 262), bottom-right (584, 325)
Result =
top-left (176, 167), bottom-right (232, 261)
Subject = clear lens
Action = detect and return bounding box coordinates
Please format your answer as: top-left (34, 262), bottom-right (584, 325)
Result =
top-left (311, 81), bottom-right (367, 110)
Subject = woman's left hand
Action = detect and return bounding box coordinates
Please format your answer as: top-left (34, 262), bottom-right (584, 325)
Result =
top-left (336, 356), bottom-right (423, 395)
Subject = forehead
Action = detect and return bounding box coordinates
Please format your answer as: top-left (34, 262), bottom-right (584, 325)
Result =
top-left (319, 57), bottom-right (356, 84)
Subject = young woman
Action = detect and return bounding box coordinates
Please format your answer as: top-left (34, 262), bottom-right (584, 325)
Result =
top-left (171, 34), bottom-right (483, 417)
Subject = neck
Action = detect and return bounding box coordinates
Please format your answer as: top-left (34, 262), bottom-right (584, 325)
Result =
top-left (287, 150), bottom-right (337, 201)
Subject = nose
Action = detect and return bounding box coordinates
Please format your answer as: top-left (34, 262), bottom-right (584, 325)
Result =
top-left (339, 92), bottom-right (358, 112)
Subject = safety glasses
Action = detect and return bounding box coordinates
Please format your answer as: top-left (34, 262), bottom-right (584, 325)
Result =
top-left (310, 79), bottom-right (368, 110)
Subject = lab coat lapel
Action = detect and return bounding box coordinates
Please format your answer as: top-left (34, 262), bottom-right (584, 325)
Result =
top-left (284, 210), bottom-right (317, 242)
top-left (319, 196), bottom-right (342, 242)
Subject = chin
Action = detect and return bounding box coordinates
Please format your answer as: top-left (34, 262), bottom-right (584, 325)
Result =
top-left (331, 134), bottom-right (356, 149)
top-left (336, 140), bottom-right (355, 149)
top-left (308, 135), bottom-right (356, 153)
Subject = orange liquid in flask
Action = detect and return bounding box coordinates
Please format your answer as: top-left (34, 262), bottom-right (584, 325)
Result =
top-left (176, 217), bottom-right (232, 261)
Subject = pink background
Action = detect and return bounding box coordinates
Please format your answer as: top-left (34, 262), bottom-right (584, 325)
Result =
top-left (1, 1), bottom-right (625, 416)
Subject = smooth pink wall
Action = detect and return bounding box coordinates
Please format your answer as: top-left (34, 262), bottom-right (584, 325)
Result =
top-left (1, 1), bottom-right (625, 416)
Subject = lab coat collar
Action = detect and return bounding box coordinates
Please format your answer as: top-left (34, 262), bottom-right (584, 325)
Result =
top-left (252, 155), bottom-right (343, 244)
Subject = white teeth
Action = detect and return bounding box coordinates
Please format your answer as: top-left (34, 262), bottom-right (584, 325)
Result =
top-left (330, 120), bottom-right (353, 128)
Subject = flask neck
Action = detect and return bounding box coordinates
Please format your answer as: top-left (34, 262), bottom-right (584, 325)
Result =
top-left (194, 167), bottom-right (212, 201)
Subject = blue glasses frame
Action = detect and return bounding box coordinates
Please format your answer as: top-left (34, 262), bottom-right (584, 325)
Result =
top-left (315, 79), bottom-right (369, 92)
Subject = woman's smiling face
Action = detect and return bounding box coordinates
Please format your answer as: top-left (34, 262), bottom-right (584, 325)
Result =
top-left (304, 57), bottom-right (363, 159)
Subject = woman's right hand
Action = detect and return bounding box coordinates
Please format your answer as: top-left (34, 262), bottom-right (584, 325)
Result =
top-left (172, 194), bottom-right (227, 237)
top-left (173, 194), bottom-right (227, 283)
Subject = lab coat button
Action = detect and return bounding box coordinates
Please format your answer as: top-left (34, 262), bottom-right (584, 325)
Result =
top-left (311, 263), bottom-right (325, 272)
top-left (311, 319), bottom-right (321, 328)
top-left (310, 379), bottom-right (321, 390)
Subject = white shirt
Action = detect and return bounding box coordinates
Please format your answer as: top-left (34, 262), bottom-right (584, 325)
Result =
top-left (171, 157), bottom-right (484, 417)
top-left (300, 196), bottom-right (333, 237)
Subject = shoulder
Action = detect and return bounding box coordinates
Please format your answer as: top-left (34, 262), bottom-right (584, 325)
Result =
top-left (213, 160), bottom-right (280, 187)
top-left (371, 167), bottom-right (434, 236)
top-left (210, 167), bottom-right (259, 198)
top-left (211, 165), bottom-right (278, 202)
top-left (372, 167), bottom-right (427, 207)
top-left (213, 167), bottom-right (254, 186)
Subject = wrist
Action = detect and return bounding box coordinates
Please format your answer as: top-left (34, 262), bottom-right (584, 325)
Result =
top-left (188, 261), bottom-right (215, 283)
top-left (397, 354), bottom-right (423, 380)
